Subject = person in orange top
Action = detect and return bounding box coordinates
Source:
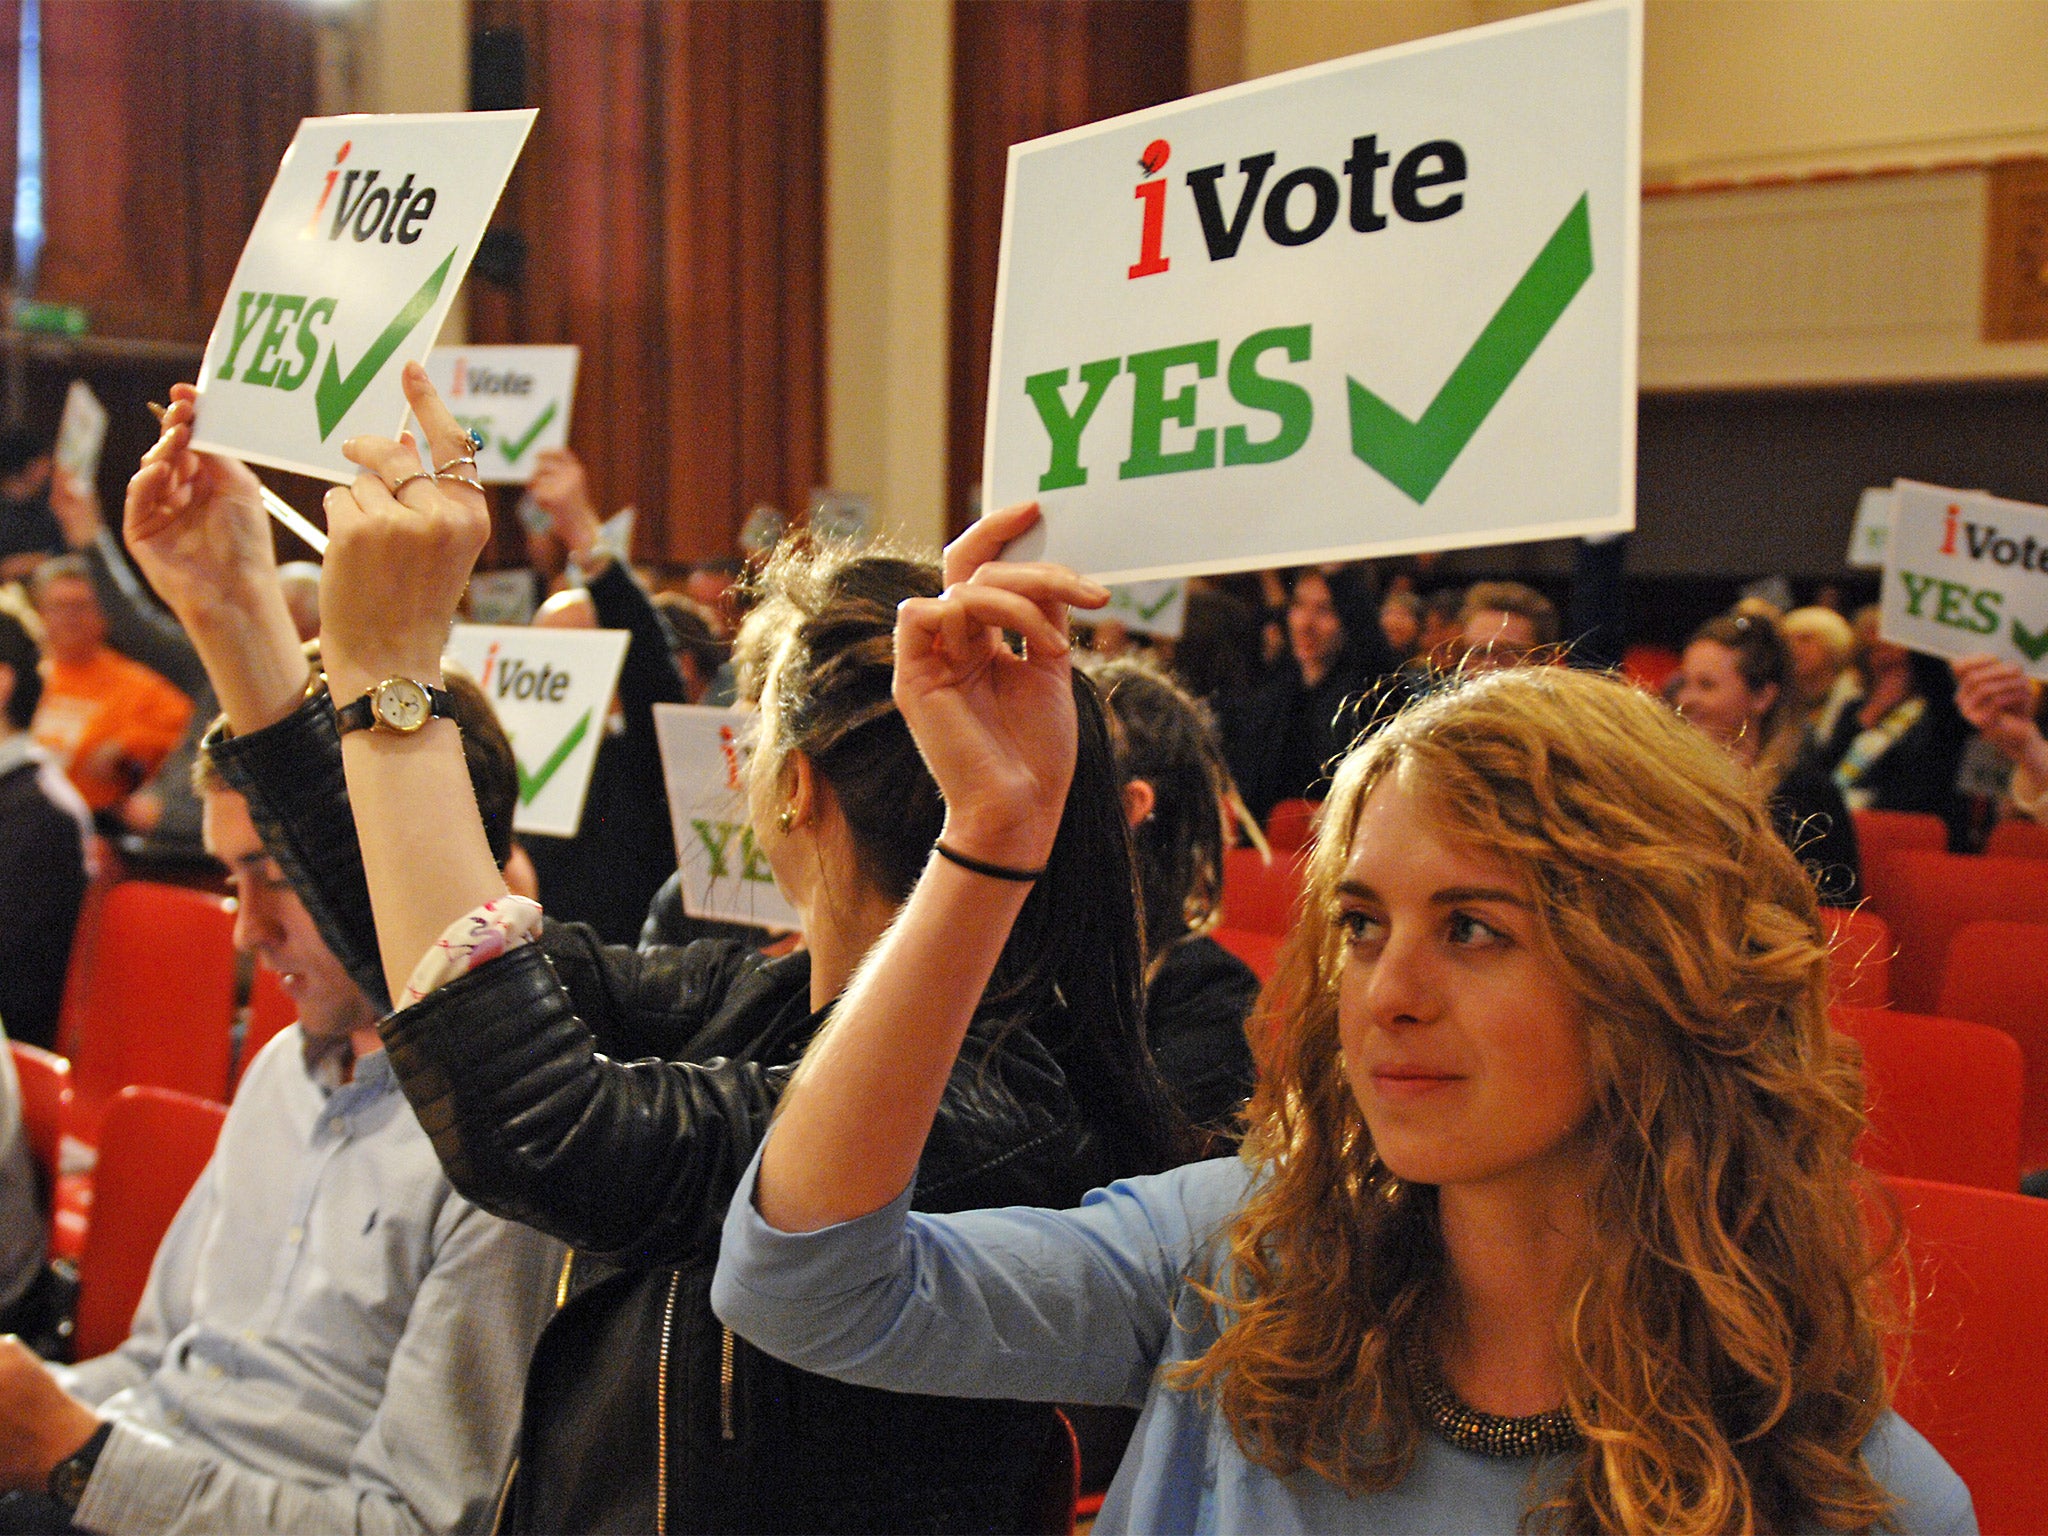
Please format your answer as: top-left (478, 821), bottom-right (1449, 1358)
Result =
top-left (29, 554), bottom-right (191, 818)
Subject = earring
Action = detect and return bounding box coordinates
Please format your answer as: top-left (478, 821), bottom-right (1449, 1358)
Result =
top-left (777, 805), bottom-right (796, 834)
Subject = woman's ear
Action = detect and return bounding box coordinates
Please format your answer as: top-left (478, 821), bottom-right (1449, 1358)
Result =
top-left (1121, 777), bottom-right (1156, 829)
top-left (1753, 680), bottom-right (1780, 721)
top-left (783, 750), bottom-right (817, 831)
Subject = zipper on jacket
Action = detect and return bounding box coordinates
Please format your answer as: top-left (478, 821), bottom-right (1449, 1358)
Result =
top-left (490, 1249), bottom-right (578, 1536)
top-left (657, 1270), bottom-right (681, 1536)
top-left (719, 1325), bottom-right (737, 1442)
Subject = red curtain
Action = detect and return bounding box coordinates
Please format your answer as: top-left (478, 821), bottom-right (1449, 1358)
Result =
top-left (947, 0), bottom-right (1188, 535)
top-left (470, 0), bottom-right (824, 570)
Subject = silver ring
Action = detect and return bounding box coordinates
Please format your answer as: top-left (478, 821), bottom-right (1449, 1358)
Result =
top-left (434, 452), bottom-right (479, 477)
top-left (434, 470), bottom-right (485, 493)
top-left (389, 471), bottom-right (435, 500)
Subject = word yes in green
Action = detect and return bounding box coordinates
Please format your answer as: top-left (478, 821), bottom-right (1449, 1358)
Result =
top-left (1898, 569), bottom-right (2001, 635)
top-left (216, 291), bottom-right (337, 391)
top-left (691, 819), bottom-right (774, 884)
top-left (1026, 324), bottom-right (1313, 491)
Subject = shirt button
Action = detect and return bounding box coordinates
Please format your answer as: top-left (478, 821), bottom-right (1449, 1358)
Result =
top-left (286, 1226), bottom-right (304, 1244)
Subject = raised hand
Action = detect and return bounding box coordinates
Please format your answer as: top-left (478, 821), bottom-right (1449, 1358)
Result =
top-left (1953, 652), bottom-right (2044, 765)
top-left (527, 446), bottom-right (600, 559)
top-left (894, 502), bottom-right (1108, 868)
top-left (122, 383), bottom-right (276, 623)
top-left (320, 362), bottom-right (491, 704)
top-left (49, 466), bottom-right (102, 551)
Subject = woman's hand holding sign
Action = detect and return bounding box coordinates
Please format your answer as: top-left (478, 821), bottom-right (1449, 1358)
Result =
top-left (319, 361), bottom-right (492, 708)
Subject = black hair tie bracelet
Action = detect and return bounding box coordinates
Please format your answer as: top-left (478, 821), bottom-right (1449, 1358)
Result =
top-left (933, 842), bottom-right (1047, 883)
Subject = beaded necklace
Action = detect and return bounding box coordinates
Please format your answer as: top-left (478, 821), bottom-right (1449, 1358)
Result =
top-left (1408, 1346), bottom-right (1581, 1459)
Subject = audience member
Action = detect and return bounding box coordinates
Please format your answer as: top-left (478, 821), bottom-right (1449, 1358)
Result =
top-left (28, 557), bottom-right (191, 824)
top-left (1377, 590), bottom-right (1422, 660)
top-left (0, 429), bottom-right (60, 583)
top-left (0, 1021), bottom-right (46, 1339)
top-left (125, 385), bottom-right (1186, 1534)
top-left (713, 660), bottom-right (1968, 1535)
top-left (1168, 583), bottom-right (1259, 722)
top-left (516, 449), bottom-right (690, 945)
top-left (1093, 657), bottom-right (1258, 1139)
top-left (1811, 607), bottom-right (1970, 838)
top-left (1779, 604), bottom-right (1858, 748)
top-left (46, 467), bottom-right (213, 858)
top-left (1457, 579), bottom-right (1558, 672)
top-left (0, 608), bottom-right (91, 1050)
top-left (1676, 612), bottom-right (1859, 904)
top-left (1415, 585), bottom-right (1466, 673)
top-left (0, 715), bottom-right (561, 1536)
top-left (649, 591), bottom-right (732, 704)
top-left (1227, 569), bottom-right (1388, 822)
top-left (683, 555), bottom-right (744, 637)
top-left (1953, 652), bottom-right (2048, 823)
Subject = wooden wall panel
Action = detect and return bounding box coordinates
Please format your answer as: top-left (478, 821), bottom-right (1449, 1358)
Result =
top-left (37, 0), bottom-right (313, 339)
top-left (470, 0), bottom-right (824, 571)
top-left (947, 0), bottom-right (1188, 535)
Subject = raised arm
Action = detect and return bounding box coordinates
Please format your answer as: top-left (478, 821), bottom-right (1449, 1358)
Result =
top-left (751, 504), bottom-right (1108, 1232)
top-left (313, 364), bottom-right (507, 1004)
top-left (121, 384), bottom-right (307, 733)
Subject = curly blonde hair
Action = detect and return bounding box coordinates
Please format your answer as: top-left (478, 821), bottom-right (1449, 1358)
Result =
top-left (1173, 666), bottom-right (1898, 1533)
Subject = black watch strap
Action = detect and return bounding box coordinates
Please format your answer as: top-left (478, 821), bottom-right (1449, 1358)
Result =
top-left (47, 1420), bottom-right (113, 1512)
top-left (335, 681), bottom-right (457, 736)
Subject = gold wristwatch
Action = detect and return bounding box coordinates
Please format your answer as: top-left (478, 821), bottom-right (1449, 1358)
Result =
top-left (335, 677), bottom-right (456, 736)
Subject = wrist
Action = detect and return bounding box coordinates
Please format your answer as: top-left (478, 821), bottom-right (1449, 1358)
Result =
top-left (938, 809), bottom-right (1059, 873)
top-left (39, 1407), bottom-right (105, 1496)
top-left (326, 657), bottom-right (446, 709)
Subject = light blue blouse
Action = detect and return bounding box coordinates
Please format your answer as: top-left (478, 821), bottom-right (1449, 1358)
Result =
top-left (713, 1149), bottom-right (1976, 1535)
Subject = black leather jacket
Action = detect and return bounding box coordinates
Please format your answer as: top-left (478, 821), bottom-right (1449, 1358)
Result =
top-left (209, 695), bottom-right (1123, 1533)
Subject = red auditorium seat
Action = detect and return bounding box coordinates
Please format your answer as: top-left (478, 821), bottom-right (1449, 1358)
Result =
top-left (71, 1086), bottom-right (226, 1362)
top-left (8, 1040), bottom-right (71, 1217)
top-left (1026, 1410), bottom-right (1079, 1536)
top-left (1860, 851), bottom-right (2048, 1013)
top-left (58, 881), bottom-right (238, 1144)
top-left (1882, 1175), bottom-right (2048, 1535)
top-left (1851, 808), bottom-right (1948, 857)
top-left (1983, 818), bottom-right (2048, 861)
top-left (1937, 921), bottom-right (2048, 1172)
top-left (1212, 927), bottom-right (1282, 984)
top-left (1220, 847), bottom-right (1306, 937)
top-left (1263, 799), bottom-right (1321, 854)
top-left (1819, 906), bottom-right (1891, 1009)
top-left (1832, 1005), bottom-right (2021, 1191)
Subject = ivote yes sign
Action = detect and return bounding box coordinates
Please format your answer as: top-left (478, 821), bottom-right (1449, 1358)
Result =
top-left (1881, 481), bottom-right (2048, 679)
top-left (422, 345), bottom-right (580, 483)
top-left (443, 623), bottom-right (630, 838)
top-left (986, 0), bottom-right (1639, 581)
top-left (192, 111), bottom-right (536, 482)
top-left (652, 704), bottom-right (802, 932)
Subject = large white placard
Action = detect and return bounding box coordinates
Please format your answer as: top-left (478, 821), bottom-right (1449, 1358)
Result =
top-left (652, 704), bottom-right (802, 932)
top-left (422, 345), bottom-right (580, 483)
top-left (1100, 579), bottom-right (1187, 638)
top-left (443, 622), bottom-right (630, 837)
top-left (1880, 480), bottom-right (2048, 678)
top-left (985, 0), bottom-right (1639, 582)
top-left (192, 111), bottom-right (536, 482)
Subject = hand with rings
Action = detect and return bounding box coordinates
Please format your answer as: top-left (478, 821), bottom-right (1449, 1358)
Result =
top-left (319, 360), bottom-right (493, 707)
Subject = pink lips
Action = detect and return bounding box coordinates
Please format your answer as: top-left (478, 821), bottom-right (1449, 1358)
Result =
top-left (1370, 1066), bottom-right (1465, 1099)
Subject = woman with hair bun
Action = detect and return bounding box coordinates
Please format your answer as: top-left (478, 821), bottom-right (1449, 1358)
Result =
top-left (712, 539), bottom-right (1973, 1534)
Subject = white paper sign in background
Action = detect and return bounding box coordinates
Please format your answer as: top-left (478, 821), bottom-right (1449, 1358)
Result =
top-left (54, 381), bottom-right (107, 488)
top-left (986, 0), bottom-right (1639, 582)
top-left (422, 345), bottom-right (580, 483)
top-left (1100, 579), bottom-right (1187, 638)
top-left (192, 110), bottom-right (536, 482)
top-left (1880, 480), bottom-right (2048, 679)
top-left (1846, 487), bottom-right (1894, 569)
top-left (652, 704), bottom-right (802, 931)
top-left (443, 622), bottom-right (630, 837)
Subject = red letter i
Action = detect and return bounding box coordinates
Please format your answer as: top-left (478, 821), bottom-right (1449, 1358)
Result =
top-left (303, 140), bottom-right (351, 239)
top-left (1941, 504), bottom-right (1959, 556)
top-left (1129, 181), bottom-right (1170, 279)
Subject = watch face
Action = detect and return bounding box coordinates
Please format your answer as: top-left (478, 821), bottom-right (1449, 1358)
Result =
top-left (373, 678), bottom-right (431, 732)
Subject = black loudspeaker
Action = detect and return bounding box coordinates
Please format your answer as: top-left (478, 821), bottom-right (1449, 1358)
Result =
top-left (471, 27), bottom-right (526, 113)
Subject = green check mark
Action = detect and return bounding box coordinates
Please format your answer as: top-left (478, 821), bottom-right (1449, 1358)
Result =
top-left (1348, 195), bottom-right (1595, 504)
top-left (314, 248), bottom-right (458, 441)
top-left (499, 400), bottom-right (560, 464)
top-left (515, 708), bottom-right (592, 805)
top-left (2013, 617), bottom-right (2048, 663)
top-left (1135, 585), bottom-right (1179, 621)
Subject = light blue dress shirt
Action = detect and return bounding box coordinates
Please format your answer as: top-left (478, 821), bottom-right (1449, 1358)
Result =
top-left (713, 1149), bottom-right (1976, 1535)
top-left (55, 1028), bottom-right (563, 1535)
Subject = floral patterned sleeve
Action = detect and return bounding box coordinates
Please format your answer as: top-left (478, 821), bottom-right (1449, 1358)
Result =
top-left (399, 894), bottom-right (546, 1009)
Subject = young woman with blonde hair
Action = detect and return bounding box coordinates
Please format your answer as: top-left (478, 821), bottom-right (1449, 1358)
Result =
top-left (712, 519), bottom-right (1972, 1533)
